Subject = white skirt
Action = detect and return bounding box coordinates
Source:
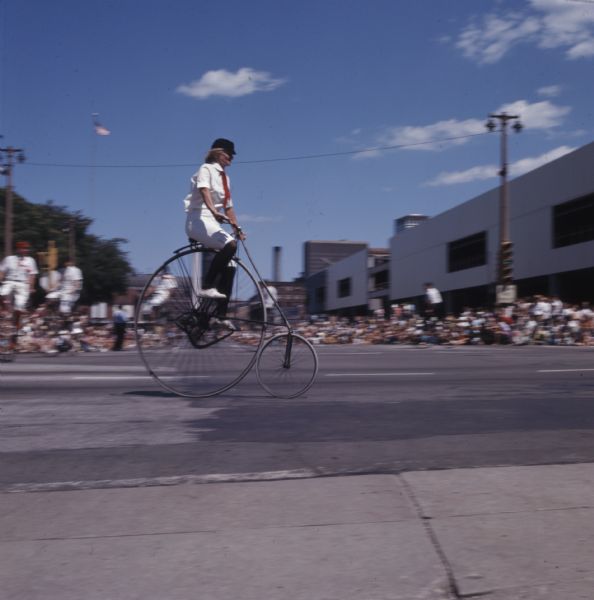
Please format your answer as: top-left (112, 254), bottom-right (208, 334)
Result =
top-left (185, 210), bottom-right (233, 250)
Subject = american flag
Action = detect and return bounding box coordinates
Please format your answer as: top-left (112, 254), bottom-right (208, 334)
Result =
top-left (92, 114), bottom-right (111, 136)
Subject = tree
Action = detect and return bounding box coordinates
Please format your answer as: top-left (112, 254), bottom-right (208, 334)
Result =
top-left (0, 189), bottom-right (133, 305)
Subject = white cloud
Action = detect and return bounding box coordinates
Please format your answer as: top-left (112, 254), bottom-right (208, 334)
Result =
top-left (380, 118), bottom-right (485, 151)
top-left (177, 68), bottom-right (286, 99)
top-left (495, 99), bottom-right (571, 128)
top-left (368, 100), bottom-right (569, 156)
top-left (567, 37), bottom-right (594, 58)
top-left (537, 84), bottom-right (562, 97)
top-left (456, 13), bottom-right (541, 64)
top-left (426, 164), bottom-right (499, 186)
top-left (426, 145), bottom-right (576, 186)
top-left (533, 0), bottom-right (594, 57)
top-left (348, 98), bottom-right (570, 162)
top-left (455, 0), bottom-right (594, 63)
top-left (510, 144), bottom-right (576, 175)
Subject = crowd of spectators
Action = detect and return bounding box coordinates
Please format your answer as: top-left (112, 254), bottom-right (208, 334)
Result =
top-left (1, 307), bottom-right (117, 354)
top-left (297, 295), bottom-right (594, 347)
top-left (2, 295), bottom-right (594, 354)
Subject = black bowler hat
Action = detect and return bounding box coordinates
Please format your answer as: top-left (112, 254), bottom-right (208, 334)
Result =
top-left (211, 138), bottom-right (236, 156)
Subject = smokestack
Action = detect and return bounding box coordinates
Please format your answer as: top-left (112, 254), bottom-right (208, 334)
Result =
top-left (272, 246), bottom-right (282, 281)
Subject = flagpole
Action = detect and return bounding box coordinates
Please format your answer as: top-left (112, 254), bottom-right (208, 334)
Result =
top-left (90, 113), bottom-right (98, 214)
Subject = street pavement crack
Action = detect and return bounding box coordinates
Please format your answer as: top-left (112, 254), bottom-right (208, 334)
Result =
top-left (398, 473), bottom-right (463, 600)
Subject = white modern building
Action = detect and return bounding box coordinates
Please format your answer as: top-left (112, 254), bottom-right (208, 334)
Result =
top-left (325, 247), bottom-right (369, 314)
top-left (309, 246), bottom-right (389, 316)
top-left (303, 141), bottom-right (594, 317)
top-left (390, 141), bottom-right (594, 312)
top-left (303, 240), bottom-right (368, 314)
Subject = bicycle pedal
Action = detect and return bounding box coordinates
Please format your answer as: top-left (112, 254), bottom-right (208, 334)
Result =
top-left (188, 326), bottom-right (207, 346)
top-left (211, 318), bottom-right (238, 332)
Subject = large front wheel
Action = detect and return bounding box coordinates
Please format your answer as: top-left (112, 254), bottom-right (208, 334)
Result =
top-left (135, 247), bottom-right (266, 397)
top-left (256, 333), bottom-right (318, 398)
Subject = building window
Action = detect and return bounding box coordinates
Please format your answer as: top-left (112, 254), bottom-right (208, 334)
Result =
top-left (372, 270), bottom-right (389, 291)
top-left (315, 286), bottom-right (325, 305)
top-left (448, 231), bottom-right (487, 273)
top-left (553, 193), bottom-right (594, 248)
top-left (338, 277), bottom-right (351, 298)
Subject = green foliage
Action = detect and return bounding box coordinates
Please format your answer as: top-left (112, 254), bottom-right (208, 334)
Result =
top-left (0, 188), bottom-right (133, 304)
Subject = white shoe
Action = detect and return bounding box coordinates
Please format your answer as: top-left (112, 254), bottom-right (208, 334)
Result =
top-left (212, 318), bottom-right (238, 332)
top-left (198, 288), bottom-right (226, 299)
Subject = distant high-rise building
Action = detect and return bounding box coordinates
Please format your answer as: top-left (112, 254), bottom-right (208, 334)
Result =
top-left (395, 214), bottom-right (428, 234)
top-left (303, 240), bottom-right (367, 278)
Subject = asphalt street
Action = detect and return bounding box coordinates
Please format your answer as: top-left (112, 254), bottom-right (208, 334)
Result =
top-left (3, 344), bottom-right (594, 599)
top-left (2, 344), bottom-right (594, 491)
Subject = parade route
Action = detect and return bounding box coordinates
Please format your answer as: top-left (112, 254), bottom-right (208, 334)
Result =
top-left (2, 345), bottom-right (594, 598)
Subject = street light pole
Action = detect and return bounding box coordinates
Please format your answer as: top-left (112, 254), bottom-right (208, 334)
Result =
top-left (486, 113), bottom-right (522, 303)
top-left (1, 144), bottom-right (26, 257)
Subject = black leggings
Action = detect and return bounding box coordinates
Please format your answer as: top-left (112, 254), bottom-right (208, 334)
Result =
top-left (204, 240), bottom-right (237, 316)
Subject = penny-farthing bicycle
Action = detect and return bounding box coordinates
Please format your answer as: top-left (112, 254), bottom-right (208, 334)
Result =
top-left (135, 239), bottom-right (318, 398)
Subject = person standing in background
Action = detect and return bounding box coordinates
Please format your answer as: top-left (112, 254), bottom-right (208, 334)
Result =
top-left (0, 241), bottom-right (38, 350)
top-left (46, 259), bottom-right (83, 316)
top-left (423, 282), bottom-right (444, 319)
top-left (112, 305), bottom-right (127, 351)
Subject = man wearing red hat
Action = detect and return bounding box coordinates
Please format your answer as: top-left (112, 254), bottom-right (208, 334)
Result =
top-left (0, 241), bottom-right (39, 349)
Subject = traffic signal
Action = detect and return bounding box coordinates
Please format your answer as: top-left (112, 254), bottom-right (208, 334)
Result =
top-left (500, 241), bottom-right (513, 285)
top-left (47, 240), bottom-right (58, 271)
top-left (37, 241), bottom-right (59, 272)
top-left (37, 251), bottom-right (48, 270)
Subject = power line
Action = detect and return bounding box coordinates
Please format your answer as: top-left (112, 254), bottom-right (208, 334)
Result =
top-left (22, 132), bottom-right (490, 169)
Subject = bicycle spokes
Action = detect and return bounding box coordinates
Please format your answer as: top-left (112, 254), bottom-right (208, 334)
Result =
top-left (135, 246), bottom-right (266, 397)
top-left (256, 333), bottom-right (318, 398)
top-left (136, 243), bottom-right (319, 399)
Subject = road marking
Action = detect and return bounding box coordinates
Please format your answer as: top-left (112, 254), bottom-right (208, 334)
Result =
top-left (4, 469), bottom-right (318, 493)
top-left (538, 368), bottom-right (594, 373)
top-left (72, 375), bottom-right (153, 380)
top-left (0, 375), bottom-right (153, 382)
top-left (73, 375), bottom-right (210, 380)
top-left (0, 364), bottom-right (149, 372)
top-left (325, 372), bottom-right (435, 377)
top-left (0, 372), bottom-right (206, 382)
top-left (319, 351), bottom-right (383, 355)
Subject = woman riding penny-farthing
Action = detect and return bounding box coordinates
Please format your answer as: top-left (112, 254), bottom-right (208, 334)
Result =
top-left (135, 139), bottom-right (318, 398)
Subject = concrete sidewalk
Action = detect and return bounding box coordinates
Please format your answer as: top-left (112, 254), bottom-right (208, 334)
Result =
top-left (2, 463), bottom-right (594, 600)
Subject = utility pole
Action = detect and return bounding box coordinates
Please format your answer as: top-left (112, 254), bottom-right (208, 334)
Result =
top-left (0, 143), bottom-right (26, 257)
top-left (486, 113), bottom-right (522, 304)
top-left (68, 217), bottom-right (76, 262)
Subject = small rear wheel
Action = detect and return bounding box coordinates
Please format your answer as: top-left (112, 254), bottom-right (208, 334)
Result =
top-left (256, 333), bottom-right (318, 398)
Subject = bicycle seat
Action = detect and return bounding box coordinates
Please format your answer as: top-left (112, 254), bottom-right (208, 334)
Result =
top-left (173, 240), bottom-right (206, 254)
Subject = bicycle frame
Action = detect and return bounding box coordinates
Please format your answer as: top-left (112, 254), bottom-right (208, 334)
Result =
top-left (237, 240), bottom-right (293, 331)
top-left (177, 238), bottom-right (301, 371)
top-left (172, 239), bottom-right (292, 332)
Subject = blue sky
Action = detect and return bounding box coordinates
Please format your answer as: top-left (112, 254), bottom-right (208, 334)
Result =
top-left (2, 0), bottom-right (593, 281)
